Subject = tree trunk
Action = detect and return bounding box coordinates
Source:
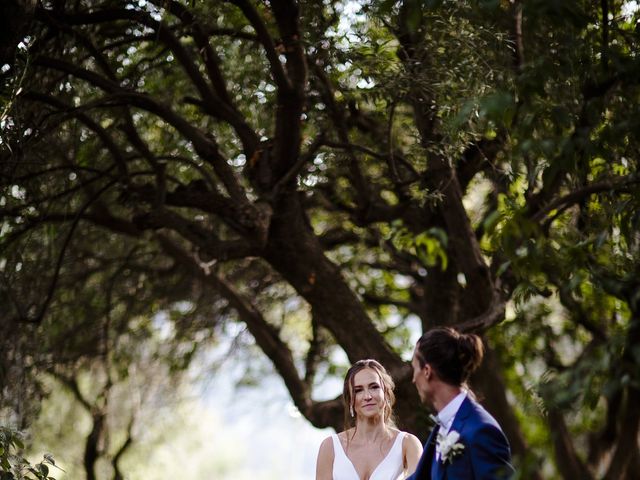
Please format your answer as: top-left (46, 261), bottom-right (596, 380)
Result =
top-left (84, 412), bottom-right (104, 480)
top-left (473, 348), bottom-right (542, 480)
top-left (263, 193), bottom-right (431, 436)
top-left (264, 193), bottom-right (402, 370)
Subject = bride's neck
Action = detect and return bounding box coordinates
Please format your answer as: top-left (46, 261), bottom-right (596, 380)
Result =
top-left (353, 417), bottom-right (390, 442)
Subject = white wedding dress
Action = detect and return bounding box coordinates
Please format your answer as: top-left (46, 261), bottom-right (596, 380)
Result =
top-left (331, 432), bottom-right (407, 480)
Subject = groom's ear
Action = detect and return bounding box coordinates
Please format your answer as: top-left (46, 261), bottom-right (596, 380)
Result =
top-left (423, 364), bottom-right (431, 380)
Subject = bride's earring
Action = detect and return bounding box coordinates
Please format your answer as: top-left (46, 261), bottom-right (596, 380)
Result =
top-left (350, 405), bottom-right (354, 417)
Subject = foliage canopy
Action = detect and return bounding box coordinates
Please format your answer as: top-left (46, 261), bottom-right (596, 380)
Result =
top-left (1, 0), bottom-right (639, 478)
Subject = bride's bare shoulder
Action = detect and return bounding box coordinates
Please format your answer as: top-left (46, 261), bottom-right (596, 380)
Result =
top-left (338, 428), bottom-right (355, 441)
top-left (401, 431), bottom-right (423, 451)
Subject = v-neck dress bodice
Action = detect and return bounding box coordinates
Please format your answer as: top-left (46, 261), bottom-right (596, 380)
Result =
top-left (331, 432), bottom-right (406, 480)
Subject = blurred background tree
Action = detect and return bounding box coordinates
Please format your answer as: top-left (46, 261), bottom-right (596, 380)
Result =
top-left (1, 0), bottom-right (639, 478)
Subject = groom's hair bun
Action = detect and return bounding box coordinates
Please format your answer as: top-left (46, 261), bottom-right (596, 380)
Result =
top-left (416, 327), bottom-right (484, 386)
top-left (457, 332), bottom-right (484, 378)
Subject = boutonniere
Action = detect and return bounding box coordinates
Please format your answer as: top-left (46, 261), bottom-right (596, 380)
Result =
top-left (436, 430), bottom-right (465, 464)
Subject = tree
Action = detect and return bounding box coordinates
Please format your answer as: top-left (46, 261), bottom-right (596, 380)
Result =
top-left (1, 0), bottom-right (639, 478)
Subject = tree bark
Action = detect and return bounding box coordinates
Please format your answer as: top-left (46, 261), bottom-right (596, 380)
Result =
top-left (264, 193), bottom-right (402, 370)
top-left (473, 348), bottom-right (542, 480)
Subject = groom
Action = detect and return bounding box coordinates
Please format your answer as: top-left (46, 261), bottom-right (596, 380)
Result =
top-left (407, 327), bottom-right (514, 480)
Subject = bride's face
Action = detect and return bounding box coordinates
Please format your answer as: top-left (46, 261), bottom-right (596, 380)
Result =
top-left (352, 368), bottom-right (385, 419)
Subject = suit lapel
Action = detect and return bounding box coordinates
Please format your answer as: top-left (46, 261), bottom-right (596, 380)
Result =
top-left (408, 423), bottom-right (439, 480)
top-left (424, 424), bottom-right (439, 480)
top-left (438, 396), bottom-right (474, 480)
top-left (435, 452), bottom-right (445, 480)
top-left (449, 396), bottom-right (473, 434)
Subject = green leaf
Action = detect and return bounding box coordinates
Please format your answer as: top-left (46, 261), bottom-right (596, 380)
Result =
top-left (478, 91), bottom-right (515, 126)
top-left (594, 231), bottom-right (609, 249)
top-left (477, 0), bottom-right (500, 8)
top-left (453, 100), bottom-right (476, 127)
top-left (378, 0), bottom-right (397, 15)
top-left (422, 0), bottom-right (443, 8)
top-left (528, 0), bottom-right (590, 28)
top-left (38, 463), bottom-right (49, 477)
top-left (426, 227), bottom-right (448, 248)
top-left (566, 272), bottom-right (585, 291)
top-left (483, 210), bottom-right (501, 234)
top-left (414, 230), bottom-right (448, 270)
top-left (496, 260), bottom-right (511, 278)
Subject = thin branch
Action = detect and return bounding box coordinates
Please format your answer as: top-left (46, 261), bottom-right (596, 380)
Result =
top-left (555, 282), bottom-right (608, 341)
top-left (454, 291), bottom-right (506, 333)
top-left (150, 0), bottom-right (259, 153)
top-left (510, 0), bottom-right (524, 70)
top-left (133, 208), bottom-right (258, 260)
top-left (601, 0), bottom-right (609, 72)
top-left (272, 131), bottom-right (326, 195)
top-left (525, 75), bottom-right (621, 216)
top-left (206, 27), bottom-right (258, 42)
top-left (156, 155), bottom-right (219, 194)
top-left (24, 92), bottom-right (129, 177)
top-left (52, 372), bottom-right (92, 411)
top-left (37, 5), bottom-right (258, 155)
top-left (547, 407), bottom-right (595, 480)
top-left (323, 140), bottom-right (419, 181)
top-left (126, 181), bottom-right (264, 237)
top-left (312, 62), bottom-right (372, 210)
top-left (155, 233), bottom-right (312, 415)
top-left (304, 317), bottom-right (327, 387)
top-left (0, 167), bottom-right (115, 209)
top-left (317, 227), bottom-right (360, 250)
top-left (361, 292), bottom-right (413, 311)
top-left (532, 175), bottom-right (640, 224)
top-left (227, 0), bottom-right (291, 92)
top-left (112, 417), bottom-right (134, 480)
top-left (385, 102), bottom-right (400, 182)
top-left (22, 179), bottom-right (119, 325)
top-left (30, 55), bottom-right (248, 205)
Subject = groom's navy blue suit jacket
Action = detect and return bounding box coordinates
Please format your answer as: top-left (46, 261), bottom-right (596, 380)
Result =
top-left (407, 396), bottom-right (514, 480)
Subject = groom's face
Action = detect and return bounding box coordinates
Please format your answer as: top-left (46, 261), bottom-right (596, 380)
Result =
top-left (411, 350), bottom-right (431, 405)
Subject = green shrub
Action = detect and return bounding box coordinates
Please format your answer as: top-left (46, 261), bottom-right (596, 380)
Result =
top-left (0, 427), bottom-right (61, 480)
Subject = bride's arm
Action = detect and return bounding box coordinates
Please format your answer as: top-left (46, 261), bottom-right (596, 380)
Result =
top-left (316, 437), bottom-right (334, 480)
top-left (403, 433), bottom-right (423, 476)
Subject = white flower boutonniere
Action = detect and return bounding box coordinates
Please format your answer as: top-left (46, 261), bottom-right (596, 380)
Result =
top-left (437, 430), bottom-right (465, 464)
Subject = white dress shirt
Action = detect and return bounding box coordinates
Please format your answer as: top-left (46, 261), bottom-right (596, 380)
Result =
top-left (435, 391), bottom-right (467, 460)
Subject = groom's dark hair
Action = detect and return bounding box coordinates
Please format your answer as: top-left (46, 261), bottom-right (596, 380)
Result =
top-left (415, 327), bottom-right (484, 386)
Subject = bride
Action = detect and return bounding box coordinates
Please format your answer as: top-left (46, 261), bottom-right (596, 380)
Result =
top-left (316, 359), bottom-right (423, 480)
